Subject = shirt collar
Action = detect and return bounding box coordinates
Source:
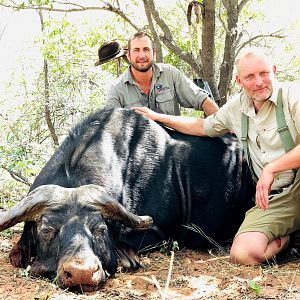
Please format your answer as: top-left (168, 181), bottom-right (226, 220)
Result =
top-left (152, 63), bottom-right (163, 78)
top-left (269, 83), bottom-right (280, 105)
top-left (123, 67), bottom-right (134, 84)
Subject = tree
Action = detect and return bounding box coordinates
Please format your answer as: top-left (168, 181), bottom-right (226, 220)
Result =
top-left (0, 0), bottom-right (286, 106)
top-left (38, 9), bottom-right (59, 147)
top-left (0, 0), bottom-right (293, 188)
top-left (218, 0), bottom-right (246, 104)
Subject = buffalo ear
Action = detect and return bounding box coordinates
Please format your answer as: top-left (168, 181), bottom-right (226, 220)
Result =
top-left (9, 221), bottom-right (37, 268)
top-left (9, 243), bottom-right (24, 267)
top-left (80, 185), bottom-right (153, 230)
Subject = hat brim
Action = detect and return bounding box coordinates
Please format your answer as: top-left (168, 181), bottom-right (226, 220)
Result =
top-left (95, 49), bottom-right (126, 66)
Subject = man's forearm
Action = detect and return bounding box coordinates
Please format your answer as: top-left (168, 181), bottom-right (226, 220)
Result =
top-left (201, 97), bottom-right (219, 116)
top-left (155, 114), bottom-right (206, 136)
top-left (133, 107), bottom-right (207, 136)
top-left (265, 144), bottom-right (300, 174)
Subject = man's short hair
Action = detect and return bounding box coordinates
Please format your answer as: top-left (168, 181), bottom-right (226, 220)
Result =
top-left (235, 47), bottom-right (273, 74)
top-left (127, 31), bottom-right (155, 52)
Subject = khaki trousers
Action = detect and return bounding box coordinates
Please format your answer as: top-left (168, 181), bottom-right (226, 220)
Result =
top-left (236, 169), bottom-right (300, 241)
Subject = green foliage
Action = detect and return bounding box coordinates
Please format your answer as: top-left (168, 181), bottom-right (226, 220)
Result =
top-left (172, 241), bottom-right (179, 252)
top-left (0, 105), bottom-right (45, 183)
top-left (0, 6), bottom-right (137, 194)
top-left (181, 108), bottom-right (204, 118)
top-left (160, 240), bottom-right (179, 254)
top-left (1, 0), bottom-right (300, 195)
top-left (0, 229), bottom-right (14, 239)
top-left (0, 144), bottom-right (37, 176)
top-left (158, 2), bottom-right (193, 74)
top-left (249, 279), bottom-right (262, 296)
top-left (17, 0), bottom-right (52, 7)
top-left (35, 17), bottom-right (110, 125)
top-left (160, 240), bottom-right (169, 254)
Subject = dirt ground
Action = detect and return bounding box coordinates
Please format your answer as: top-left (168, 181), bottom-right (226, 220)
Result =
top-left (0, 231), bottom-right (299, 300)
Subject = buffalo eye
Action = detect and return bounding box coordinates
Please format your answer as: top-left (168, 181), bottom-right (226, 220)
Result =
top-left (38, 226), bottom-right (56, 241)
top-left (93, 224), bottom-right (107, 237)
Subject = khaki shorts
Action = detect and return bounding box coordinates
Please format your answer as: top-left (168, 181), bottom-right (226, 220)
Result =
top-left (236, 169), bottom-right (300, 242)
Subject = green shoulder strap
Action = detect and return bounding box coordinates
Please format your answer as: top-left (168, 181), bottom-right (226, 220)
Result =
top-left (241, 112), bottom-right (258, 182)
top-left (276, 88), bottom-right (295, 152)
top-left (241, 112), bottom-right (249, 163)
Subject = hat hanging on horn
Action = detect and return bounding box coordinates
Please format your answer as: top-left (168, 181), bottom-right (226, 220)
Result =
top-left (95, 40), bottom-right (126, 66)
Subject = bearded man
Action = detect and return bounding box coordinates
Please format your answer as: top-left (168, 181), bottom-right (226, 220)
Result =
top-left (133, 47), bottom-right (300, 265)
top-left (105, 31), bottom-right (218, 116)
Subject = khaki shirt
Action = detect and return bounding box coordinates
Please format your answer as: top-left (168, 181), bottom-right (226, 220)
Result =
top-left (204, 83), bottom-right (300, 189)
top-left (106, 63), bottom-right (209, 115)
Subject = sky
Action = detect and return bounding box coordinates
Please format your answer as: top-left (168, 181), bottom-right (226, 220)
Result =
top-left (0, 8), bottom-right (41, 90)
top-left (0, 0), bottom-right (300, 92)
top-left (255, 0), bottom-right (300, 27)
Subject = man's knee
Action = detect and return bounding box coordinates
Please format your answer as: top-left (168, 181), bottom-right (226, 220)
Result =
top-left (230, 244), bottom-right (263, 264)
top-left (230, 232), bottom-right (269, 265)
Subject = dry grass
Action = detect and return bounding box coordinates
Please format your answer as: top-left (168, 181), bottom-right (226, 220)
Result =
top-left (0, 231), bottom-right (299, 299)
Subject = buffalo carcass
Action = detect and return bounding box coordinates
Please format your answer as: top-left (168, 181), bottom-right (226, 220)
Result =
top-left (0, 107), bottom-right (254, 291)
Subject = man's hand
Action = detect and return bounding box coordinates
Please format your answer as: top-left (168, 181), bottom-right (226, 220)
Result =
top-left (255, 164), bottom-right (275, 210)
top-left (132, 107), bottom-right (159, 121)
top-left (133, 106), bottom-right (207, 136)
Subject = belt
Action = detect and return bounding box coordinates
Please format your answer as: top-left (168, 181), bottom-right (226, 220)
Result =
top-left (270, 188), bottom-right (285, 195)
top-left (269, 185), bottom-right (291, 196)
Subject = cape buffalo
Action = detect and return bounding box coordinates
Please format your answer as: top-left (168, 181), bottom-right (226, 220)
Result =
top-left (0, 107), bottom-right (255, 291)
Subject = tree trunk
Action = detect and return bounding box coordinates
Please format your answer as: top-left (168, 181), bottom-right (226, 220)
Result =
top-left (201, 0), bottom-right (220, 104)
top-left (145, 0), bottom-right (202, 75)
top-left (218, 0), bottom-right (239, 106)
top-left (38, 10), bottom-right (59, 147)
top-left (142, 0), bottom-right (163, 63)
top-left (218, 0), bottom-right (250, 106)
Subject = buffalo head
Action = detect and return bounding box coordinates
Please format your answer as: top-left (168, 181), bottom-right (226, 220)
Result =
top-left (0, 184), bottom-right (152, 292)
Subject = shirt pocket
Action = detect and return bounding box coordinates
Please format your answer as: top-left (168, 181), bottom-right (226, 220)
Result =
top-left (155, 90), bottom-right (175, 113)
top-left (156, 90), bottom-right (173, 102)
top-left (258, 122), bottom-right (288, 164)
top-left (259, 123), bottom-right (279, 148)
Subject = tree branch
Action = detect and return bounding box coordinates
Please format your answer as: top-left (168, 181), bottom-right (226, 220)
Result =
top-left (238, 0), bottom-right (251, 13)
top-left (142, 0), bottom-right (163, 62)
top-left (221, 0), bottom-right (230, 11)
top-left (38, 9), bottom-right (59, 147)
top-left (236, 29), bottom-right (286, 55)
top-left (145, 0), bottom-right (202, 75)
top-left (1, 165), bottom-right (31, 186)
top-left (0, 1), bottom-right (142, 32)
top-left (217, 7), bottom-right (227, 32)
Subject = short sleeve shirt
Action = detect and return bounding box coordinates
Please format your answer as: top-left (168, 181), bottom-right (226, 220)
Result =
top-left (203, 83), bottom-right (300, 189)
top-left (106, 63), bottom-right (209, 115)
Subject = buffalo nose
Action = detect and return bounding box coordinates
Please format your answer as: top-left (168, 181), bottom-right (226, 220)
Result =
top-left (58, 256), bottom-right (106, 288)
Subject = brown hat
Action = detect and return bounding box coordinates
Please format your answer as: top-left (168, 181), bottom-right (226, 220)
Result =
top-left (95, 40), bottom-right (126, 66)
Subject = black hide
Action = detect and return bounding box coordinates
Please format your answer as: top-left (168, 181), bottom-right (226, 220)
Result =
top-left (7, 107), bottom-right (255, 287)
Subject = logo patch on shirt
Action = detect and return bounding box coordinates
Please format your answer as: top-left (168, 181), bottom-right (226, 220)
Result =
top-left (155, 84), bottom-right (170, 94)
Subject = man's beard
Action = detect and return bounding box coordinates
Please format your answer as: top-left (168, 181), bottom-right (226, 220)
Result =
top-left (252, 95), bottom-right (272, 102)
top-left (130, 60), bottom-right (153, 72)
top-left (249, 87), bottom-right (273, 102)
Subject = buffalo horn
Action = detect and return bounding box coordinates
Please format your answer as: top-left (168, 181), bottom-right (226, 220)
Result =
top-left (80, 185), bottom-right (153, 230)
top-left (0, 185), bottom-right (70, 231)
